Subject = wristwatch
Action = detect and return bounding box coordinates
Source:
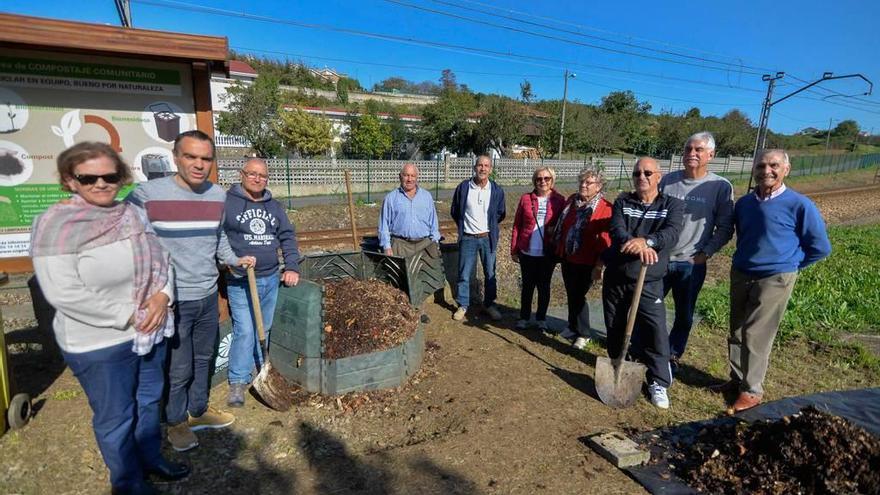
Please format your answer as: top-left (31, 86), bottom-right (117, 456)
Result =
top-left (645, 237), bottom-right (656, 248)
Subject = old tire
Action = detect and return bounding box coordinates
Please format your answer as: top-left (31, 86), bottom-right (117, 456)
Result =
top-left (7, 393), bottom-right (31, 430)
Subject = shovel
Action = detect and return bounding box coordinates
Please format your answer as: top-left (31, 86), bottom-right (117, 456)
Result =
top-left (596, 264), bottom-right (649, 408)
top-left (247, 266), bottom-right (296, 412)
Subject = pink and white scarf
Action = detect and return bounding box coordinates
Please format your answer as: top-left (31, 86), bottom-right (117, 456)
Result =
top-left (30, 195), bottom-right (173, 355)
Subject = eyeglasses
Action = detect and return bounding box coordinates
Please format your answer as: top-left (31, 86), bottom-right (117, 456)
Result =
top-left (535, 176), bottom-right (552, 182)
top-left (74, 173), bottom-right (122, 185)
top-left (580, 180), bottom-right (601, 186)
top-left (632, 170), bottom-right (656, 178)
top-left (243, 171), bottom-right (269, 181)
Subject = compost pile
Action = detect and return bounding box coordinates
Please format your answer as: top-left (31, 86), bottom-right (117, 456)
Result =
top-left (671, 407), bottom-right (880, 494)
top-left (322, 278), bottom-right (418, 359)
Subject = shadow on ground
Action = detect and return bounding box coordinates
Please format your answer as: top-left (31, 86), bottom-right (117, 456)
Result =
top-left (157, 420), bottom-right (480, 495)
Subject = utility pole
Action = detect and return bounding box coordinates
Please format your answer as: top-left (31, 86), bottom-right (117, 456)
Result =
top-left (824, 117), bottom-right (834, 154)
top-left (748, 71), bottom-right (873, 191)
top-left (751, 72), bottom-right (785, 160)
top-left (557, 69), bottom-right (575, 158)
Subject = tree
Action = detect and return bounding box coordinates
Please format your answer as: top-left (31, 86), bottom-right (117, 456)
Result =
top-left (475, 98), bottom-right (525, 157)
top-left (599, 91), bottom-right (652, 153)
top-left (440, 69), bottom-right (458, 91)
top-left (274, 107), bottom-right (333, 157)
top-left (347, 114), bottom-right (392, 159)
top-left (832, 119), bottom-right (859, 138)
top-left (216, 74), bottom-right (284, 157)
top-left (387, 112), bottom-right (413, 159)
top-left (417, 85), bottom-right (478, 154)
top-left (714, 110), bottom-right (755, 156)
top-left (520, 80), bottom-right (534, 104)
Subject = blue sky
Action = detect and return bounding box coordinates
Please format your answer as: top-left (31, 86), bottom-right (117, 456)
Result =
top-left (5, 0), bottom-right (880, 134)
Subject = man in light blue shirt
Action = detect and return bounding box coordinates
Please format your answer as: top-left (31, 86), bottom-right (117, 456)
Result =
top-left (378, 163), bottom-right (441, 258)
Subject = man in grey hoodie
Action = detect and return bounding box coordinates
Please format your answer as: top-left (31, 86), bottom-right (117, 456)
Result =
top-left (659, 132), bottom-right (734, 370)
top-left (222, 158), bottom-right (301, 407)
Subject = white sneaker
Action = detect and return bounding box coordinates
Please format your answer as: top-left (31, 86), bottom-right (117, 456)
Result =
top-left (649, 382), bottom-right (670, 409)
top-left (515, 319), bottom-right (529, 330)
top-left (573, 337), bottom-right (590, 350)
top-left (558, 327), bottom-right (577, 341)
top-left (485, 305), bottom-right (502, 321)
top-left (453, 306), bottom-right (467, 321)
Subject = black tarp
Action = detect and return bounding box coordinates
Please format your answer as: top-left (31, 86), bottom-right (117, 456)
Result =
top-left (623, 387), bottom-right (880, 494)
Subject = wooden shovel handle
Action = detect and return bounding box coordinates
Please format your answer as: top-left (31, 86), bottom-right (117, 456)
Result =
top-left (344, 170), bottom-right (358, 250)
top-left (620, 264), bottom-right (648, 360)
top-left (246, 266), bottom-right (266, 343)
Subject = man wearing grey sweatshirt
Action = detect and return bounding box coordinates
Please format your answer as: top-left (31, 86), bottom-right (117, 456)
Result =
top-left (659, 132), bottom-right (734, 369)
top-left (127, 131), bottom-right (253, 452)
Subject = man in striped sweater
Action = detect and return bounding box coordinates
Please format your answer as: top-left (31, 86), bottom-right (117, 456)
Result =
top-left (127, 130), bottom-right (253, 452)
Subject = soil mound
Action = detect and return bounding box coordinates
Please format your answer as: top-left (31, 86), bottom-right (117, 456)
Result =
top-left (322, 278), bottom-right (419, 359)
top-left (672, 407), bottom-right (880, 494)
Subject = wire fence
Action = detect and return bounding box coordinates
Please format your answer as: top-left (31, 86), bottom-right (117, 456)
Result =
top-left (216, 152), bottom-right (880, 198)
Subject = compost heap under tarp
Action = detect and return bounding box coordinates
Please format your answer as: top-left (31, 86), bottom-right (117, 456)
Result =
top-left (624, 387), bottom-right (880, 495)
top-left (322, 278), bottom-right (419, 359)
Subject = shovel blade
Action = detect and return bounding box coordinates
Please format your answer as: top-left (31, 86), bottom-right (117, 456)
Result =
top-left (252, 362), bottom-right (297, 412)
top-left (595, 356), bottom-right (648, 408)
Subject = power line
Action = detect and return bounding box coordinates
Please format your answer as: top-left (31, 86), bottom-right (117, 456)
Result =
top-left (571, 78), bottom-right (758, 107)
top-left (423, 0), bottom-right (779, 73)
top-left (380, 0), bottom-right (767, 76)
top-left (232, 46), bottom-right (558, 79)
top-left (134, 0), bottom-right (768, 96)
top-left (436, 0), bottom-right (764, 64)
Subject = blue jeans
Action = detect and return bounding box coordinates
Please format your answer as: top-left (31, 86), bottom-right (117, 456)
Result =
top-left (166, 292), bottom-right (219, 425)
top-left (456, 235), bottom-right (497, 309)
top-left (663, 260), bottom-right (707, 358)
top-left (63, 340), bottom-right (166, 492)
top-left (226, 271), bottom-right (280, 385)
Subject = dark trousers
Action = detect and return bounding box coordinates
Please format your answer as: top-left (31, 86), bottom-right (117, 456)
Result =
top-left (518, 254), bottom-right (556, 321)
top-left (561, 261), bottom-right (594, 336)
top-left (166, 291), bottom-right (219, 425)
top-left (663, 261), bottom-right (707, 358)
top-left (603, 274), bottom-right (672, 388)
top-left (63, 340), bottom-right (166, 492)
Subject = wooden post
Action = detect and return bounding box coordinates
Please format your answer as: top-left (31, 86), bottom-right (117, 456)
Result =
top-left (344, 170), bottom-right (359, 251)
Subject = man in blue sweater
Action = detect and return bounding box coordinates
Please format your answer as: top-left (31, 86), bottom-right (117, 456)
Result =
top-left (450, 155), bottom-right (506, 321)
top-left (223, 158), bottom-right (301, 408)
top-left (717, 149), bottom-right (831, 413)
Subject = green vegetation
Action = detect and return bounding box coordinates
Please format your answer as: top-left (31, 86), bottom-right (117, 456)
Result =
top-left (697, 225), bottom-right (880, 343)
top-left (52, 389), bottom-right (80, 401)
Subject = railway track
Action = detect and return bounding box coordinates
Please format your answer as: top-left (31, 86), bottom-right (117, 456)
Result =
top-left (298, 220), bottom-right (458, 250)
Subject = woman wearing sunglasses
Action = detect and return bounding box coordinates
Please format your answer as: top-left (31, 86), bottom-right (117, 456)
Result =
top-left (552, 169), bottom-right (613, 350)
top-left (510, 166), bottom-right (565, 331)
top-left (30, 142), bottom-right (187, 495)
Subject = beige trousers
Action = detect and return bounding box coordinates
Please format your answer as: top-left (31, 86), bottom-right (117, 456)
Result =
top-left (728, 269), bottom-right (798, 395)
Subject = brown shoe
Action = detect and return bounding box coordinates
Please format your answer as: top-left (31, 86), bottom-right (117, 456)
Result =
top-left (709, 379), bottom-right (740, 394)
top-left (728, 392), bottom-right (762, 414)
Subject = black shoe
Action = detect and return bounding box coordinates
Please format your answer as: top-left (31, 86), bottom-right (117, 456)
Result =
top-left (145, 460), bottom-right (191, 482)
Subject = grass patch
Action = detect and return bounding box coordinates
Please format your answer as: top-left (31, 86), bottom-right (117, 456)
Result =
top-left (696, 224), bottom-right (880, 368)
top-left (52, 389), bottom-right (80, 401)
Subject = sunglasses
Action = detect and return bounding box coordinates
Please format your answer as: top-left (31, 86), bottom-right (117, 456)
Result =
top-left (632, 170), bottom-right (656, 178)
top-left (74, 173), bottom-right (122, 185)
top-left (535, 176), bottom-right (552, 182)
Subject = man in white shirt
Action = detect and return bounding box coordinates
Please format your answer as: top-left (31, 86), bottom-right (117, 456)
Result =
top-left (449, 156), bottom-right (507, 321)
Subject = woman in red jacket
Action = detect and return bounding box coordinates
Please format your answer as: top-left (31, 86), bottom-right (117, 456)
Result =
top-left (553, 169), bottom-right (612, 349)
top-left (511, 167), bottom-right (566, 331)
